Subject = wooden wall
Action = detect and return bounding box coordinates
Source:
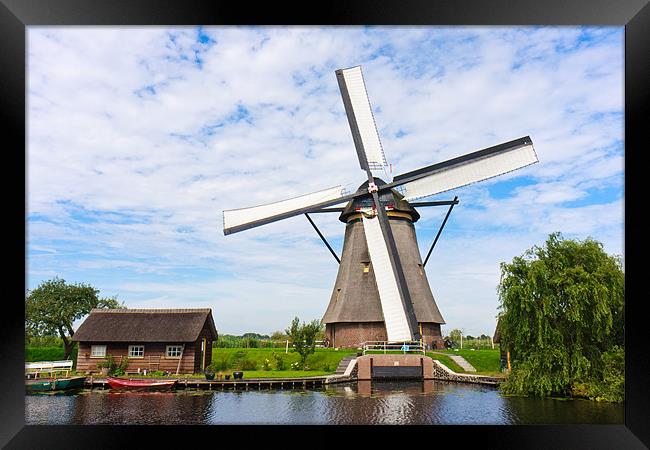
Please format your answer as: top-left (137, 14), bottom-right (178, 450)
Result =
top-left (192, 322), bottom-right (214, 372)
top-left (76, 342), bottom-right (198, 374)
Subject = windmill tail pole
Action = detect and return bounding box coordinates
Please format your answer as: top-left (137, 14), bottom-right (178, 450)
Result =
top-left (305, 213), bottom-right (341, 264)
top-left (423, 196), bottom-right (458, 267)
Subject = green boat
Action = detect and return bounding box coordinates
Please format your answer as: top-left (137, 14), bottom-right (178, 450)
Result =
top-left (26, 376), bottom-right (87, 392)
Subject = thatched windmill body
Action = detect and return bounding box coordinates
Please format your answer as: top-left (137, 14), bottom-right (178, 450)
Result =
top-left (223, 66), bottom-right (538, 349)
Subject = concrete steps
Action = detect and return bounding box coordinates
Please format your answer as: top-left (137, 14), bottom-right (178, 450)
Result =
top-left (335, 355), bottom-right (357, 374)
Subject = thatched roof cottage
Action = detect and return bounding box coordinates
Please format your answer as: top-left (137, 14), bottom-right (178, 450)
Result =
top-left (72, 308), bottom-right (218, 374)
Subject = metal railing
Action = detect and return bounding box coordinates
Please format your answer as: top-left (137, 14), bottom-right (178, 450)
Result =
top-left (361, 341), bottom-right (426, 355)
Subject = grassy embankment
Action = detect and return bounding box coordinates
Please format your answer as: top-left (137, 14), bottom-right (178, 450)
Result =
top-left (431, 349), bottom-right (502, 376)
top-left (206, 347), bottom-right (358, 378)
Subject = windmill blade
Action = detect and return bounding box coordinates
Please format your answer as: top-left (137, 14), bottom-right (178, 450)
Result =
top-left (336, 66), bottom-right (388, 171)
top-left (223, 186), bottom-right (352, 235)
top-left (361, 214), bottom-right (414, 342)
top-left (392, 136), bottom-right (538, 201)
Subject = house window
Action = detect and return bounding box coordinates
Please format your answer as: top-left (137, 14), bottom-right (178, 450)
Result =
top-left (128, 345), bottom-right (145, 358)
top-left (90, 345), bottom-right (107, 358)
top-left (166, 345), bottom-right (183, 358)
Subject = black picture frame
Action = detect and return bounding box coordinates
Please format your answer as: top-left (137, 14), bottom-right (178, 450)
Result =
top-left (2, 0), bottom-right (647, 448)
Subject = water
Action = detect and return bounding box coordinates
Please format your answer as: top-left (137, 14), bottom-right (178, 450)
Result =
top-left (24, 381), bottom-right (623, 425)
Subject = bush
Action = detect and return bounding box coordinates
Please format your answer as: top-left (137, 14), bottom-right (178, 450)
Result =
top-left (96, 354), bottom-right (129, 376)
top-left (211, 355), bottom-right (231, 371)
top-left (273, 353), bottom-right (286, 371)
top-left (240, 359), bottom-right (258, 370)
top-left (262, 358), bottom-right (272, 371)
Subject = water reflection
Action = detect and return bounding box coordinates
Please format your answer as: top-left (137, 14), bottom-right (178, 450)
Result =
top-left (25, 381), bottom-right (623, 425)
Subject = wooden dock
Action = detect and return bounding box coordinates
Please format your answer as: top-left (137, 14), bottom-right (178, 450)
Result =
top-left (85, 376), bottom-right (328, 390)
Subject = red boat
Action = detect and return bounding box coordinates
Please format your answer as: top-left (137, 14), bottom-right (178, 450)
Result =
top-left (106, 376), bottom-right (177, 390)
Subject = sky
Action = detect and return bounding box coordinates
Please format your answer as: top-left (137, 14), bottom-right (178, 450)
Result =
top-left (27, 26), bottom-right (624, 337)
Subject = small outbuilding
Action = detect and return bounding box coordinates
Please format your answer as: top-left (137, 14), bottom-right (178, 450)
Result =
top-left (72, 308), bottom-right (218, 374)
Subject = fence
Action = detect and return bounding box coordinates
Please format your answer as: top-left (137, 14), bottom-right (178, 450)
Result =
top-left (361, 341), bottom-right (426, 355)
top-left (25, 360), bottom-right (73, 378)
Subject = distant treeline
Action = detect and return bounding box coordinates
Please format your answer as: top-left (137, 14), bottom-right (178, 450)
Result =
top-left (214, 333), bottom-right (289, 348)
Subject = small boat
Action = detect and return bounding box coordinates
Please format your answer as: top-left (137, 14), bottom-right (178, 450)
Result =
top-left (106, 376), bottom-right (177, 390)
top-left (26, 376), bottom-right (87, 392)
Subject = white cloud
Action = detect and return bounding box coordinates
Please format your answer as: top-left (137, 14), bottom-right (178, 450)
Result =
top-left (27, 26), bottom-right (624, 336)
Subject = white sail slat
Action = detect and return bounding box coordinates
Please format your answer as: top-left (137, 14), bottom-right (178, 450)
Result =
top-left (401, 143), bottom-right (538, 201)
top-left (339, 66), bottom-right (387, 169)
top-left (223, 186), bottom-right (344, 233)
top-left (362, 215), bottom-right (412, 342)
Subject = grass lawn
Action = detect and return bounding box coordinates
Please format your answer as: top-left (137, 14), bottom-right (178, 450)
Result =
top-left (436, 349), bottom-right (502, 375)
top-left (211, 347), bottom-right (358, 373)
top-left (425, 352), bottom-right (466, 373)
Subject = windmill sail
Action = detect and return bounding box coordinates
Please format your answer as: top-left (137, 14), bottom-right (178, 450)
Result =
top-left (223, 186), bottom-right (350, 235)
top-left (362, 214), bottom-right (413, 342)
top-left (392, 137), bottom-right (537, 201)
top-left (336, 66), bottom-right (388, 171)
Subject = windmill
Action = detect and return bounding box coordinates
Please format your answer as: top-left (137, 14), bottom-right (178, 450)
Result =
top-left (223, 66), bottom-right (538, 349)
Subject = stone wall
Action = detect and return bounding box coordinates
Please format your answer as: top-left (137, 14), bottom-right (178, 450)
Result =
top-left (430, 359), bottom-right (503, 385)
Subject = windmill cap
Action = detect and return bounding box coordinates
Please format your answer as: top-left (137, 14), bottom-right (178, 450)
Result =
top-left (339, 177), bottom-right (420, 223)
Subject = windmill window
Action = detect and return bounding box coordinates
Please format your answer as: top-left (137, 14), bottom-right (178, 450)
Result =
top-left (418, 264), bottom-right (424, 275)
top-left (361, 261), bottom-right (370, 273)
top-left (335, 288), bottom-right (341, 302)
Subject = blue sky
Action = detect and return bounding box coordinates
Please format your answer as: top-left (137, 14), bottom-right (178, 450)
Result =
top-left (27, 26), bottom-right (624, 336)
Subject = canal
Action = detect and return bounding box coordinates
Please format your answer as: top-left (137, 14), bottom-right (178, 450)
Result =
top-left (25, 381), bottom-right (623, 425)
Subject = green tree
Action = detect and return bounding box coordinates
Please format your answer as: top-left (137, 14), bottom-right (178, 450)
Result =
top-left (285, 317), bottom-right (321, 369)
top-left (26, 278), bottom-right (124, 359)
top-left (270, 330), bottom-right (288, 341)
top-left (497, 233), bottom-right (624, 400)
top-left (447, 329), bottom-right (462, 348)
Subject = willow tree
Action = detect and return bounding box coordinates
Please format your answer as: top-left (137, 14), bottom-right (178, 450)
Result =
top-left (497, 233), bottom-right (624, 401)
top-left (26, 278), bottom-right (124, 359)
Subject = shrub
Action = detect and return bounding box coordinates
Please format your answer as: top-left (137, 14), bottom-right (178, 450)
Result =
top-left (262, 358), bottom-right (272, 371)
top-left (96, 354), bottom-right (129, 376)
top-left (273, 353), bottom-right (286, 371)
top-left (205, 363), bottom-right (219, 374)
top-left (240, 359), bottom-right (258, 370)
top-left (211, 355), bottom-right (231, 371)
